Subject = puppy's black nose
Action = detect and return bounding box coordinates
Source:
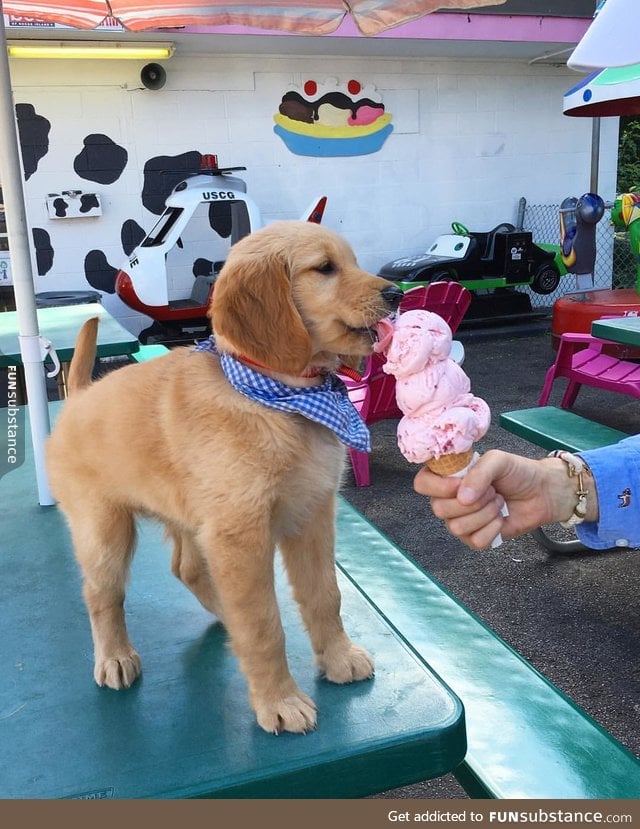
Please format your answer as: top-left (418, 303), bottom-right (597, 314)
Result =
top-left (381, 284), bottom-right (404, 309)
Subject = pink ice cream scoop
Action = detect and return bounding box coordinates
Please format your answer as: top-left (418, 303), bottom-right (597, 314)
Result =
top-left (375, 310), bottom-right (490, 466)
top-left (377, 310), bottom-right (452, 377)
top-left (395, 359), bottom-right (470, 417)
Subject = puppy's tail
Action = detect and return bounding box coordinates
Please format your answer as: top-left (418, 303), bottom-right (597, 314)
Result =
top-left (66, 317), bottom-right (99, 394)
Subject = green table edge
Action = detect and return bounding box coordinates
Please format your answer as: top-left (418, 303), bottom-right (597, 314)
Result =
top-left (335, 498), bottom-right (640, 799)
top-left (592, 319), bottom-right (640, 349)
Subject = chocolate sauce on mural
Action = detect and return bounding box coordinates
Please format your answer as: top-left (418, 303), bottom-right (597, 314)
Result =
top-left (279, 91), bottom-right (384, 124)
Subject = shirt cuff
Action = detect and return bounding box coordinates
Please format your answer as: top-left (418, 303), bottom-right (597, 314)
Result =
top-left (575, 436), bottom-right (640, 550)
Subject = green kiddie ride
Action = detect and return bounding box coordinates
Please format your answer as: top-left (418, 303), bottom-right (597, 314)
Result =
top-left (611, 191), bottom-right (640, 291)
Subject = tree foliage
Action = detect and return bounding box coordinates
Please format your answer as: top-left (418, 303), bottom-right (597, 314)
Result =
top-left (617, 116), bottom-right (640, 193)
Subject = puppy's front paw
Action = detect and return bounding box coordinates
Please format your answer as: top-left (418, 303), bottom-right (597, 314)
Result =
top-left (254, 689), bottom-right (317, 735)
top-left (94, 651), bottom-right (141, 689)
top-left (320, 640), bottom-right (374, 684)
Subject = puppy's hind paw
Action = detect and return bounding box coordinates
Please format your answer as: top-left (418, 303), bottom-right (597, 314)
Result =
top-left (94, 651), bottom-right (142, 690)
top-left (255, 691), bottom-right (318, 735)
top-left (320, 641), bottom-right (374, 685)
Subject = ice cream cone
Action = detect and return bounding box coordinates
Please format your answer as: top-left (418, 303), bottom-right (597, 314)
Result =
top-left (426, 448), bottom-right (475, 477)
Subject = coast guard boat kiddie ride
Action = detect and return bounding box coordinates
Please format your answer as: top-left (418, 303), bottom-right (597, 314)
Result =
top-left (115, 154), bottom-right (326, 343)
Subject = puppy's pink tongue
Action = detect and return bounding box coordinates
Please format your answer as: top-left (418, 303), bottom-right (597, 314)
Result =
top-left (374, 317), bottom-right (395, 353)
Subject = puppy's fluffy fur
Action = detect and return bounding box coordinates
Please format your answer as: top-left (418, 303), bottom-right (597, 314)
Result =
top-left (47, 221), bottom-right (401, 734)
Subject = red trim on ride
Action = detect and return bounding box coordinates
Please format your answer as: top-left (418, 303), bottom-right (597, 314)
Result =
top-left (115, 270), bottom-right (211, 322)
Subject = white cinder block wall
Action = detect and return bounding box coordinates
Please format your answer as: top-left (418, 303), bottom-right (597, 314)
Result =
top-left (9, 52), bottom-right (619, 335)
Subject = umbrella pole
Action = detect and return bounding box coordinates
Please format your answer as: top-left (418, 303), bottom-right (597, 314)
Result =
top-left (0, 12), bottom-right (54, 505)
top-left (590, 117), bottom-right (600, 193)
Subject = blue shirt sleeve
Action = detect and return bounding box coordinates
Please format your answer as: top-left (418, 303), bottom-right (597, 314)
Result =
top-left (575, 435), bottom-right (640, 550)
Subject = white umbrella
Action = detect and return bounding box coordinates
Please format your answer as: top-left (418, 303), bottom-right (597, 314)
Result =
top-left (563, 0), bottom-right (640, 217)
top-left (0, 0), bottom-right (508, 506)
top-left (568, 0), bottom-right (639, 72)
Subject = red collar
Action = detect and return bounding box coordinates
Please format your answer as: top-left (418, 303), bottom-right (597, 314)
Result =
top-left (238, 354), bottom-right (321, 378)
top-left (238, 354), bottom-right (362, 382)
top-left (336, 364), bottom-right (363, 382)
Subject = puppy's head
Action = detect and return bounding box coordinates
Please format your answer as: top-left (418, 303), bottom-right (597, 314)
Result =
top-left (210, 221), bottom-right (402, 375)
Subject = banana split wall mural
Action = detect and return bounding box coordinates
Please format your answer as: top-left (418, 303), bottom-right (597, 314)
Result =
top-left (274, 78), bottom-right (393, 157)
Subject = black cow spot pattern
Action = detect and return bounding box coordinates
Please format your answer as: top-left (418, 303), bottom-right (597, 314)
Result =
top-left (52, 197), bottom-right (68, 217)
top-left (84, 249), bottom-right (118, 294)
top-left (208, 202), bottom-right (232, 238)
top-left (121, 219), bottom-right (146, 256)
top-left (32, 228), bottom-right (54, 276)
top-left (193, 258), bottom-right (216, 277)
top-left (80, 193), bottom-right (100, 213)
top-left (15, 103), bottom-right (50, 181)
top-left (74, 134), bottom-right (128, 185)
top-left (142, 151), bottom-right (202, 215)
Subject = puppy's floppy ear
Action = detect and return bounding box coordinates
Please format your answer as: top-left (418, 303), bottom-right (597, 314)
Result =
top-left (211, 250), bottom-right (313, 374)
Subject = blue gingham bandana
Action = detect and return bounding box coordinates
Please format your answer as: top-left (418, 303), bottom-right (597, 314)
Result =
top-left (193, 336), bottom-right (370, 452)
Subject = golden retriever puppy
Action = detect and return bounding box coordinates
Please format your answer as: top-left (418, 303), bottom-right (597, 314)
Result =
top-left (46, 220), bottom-right (403, 734)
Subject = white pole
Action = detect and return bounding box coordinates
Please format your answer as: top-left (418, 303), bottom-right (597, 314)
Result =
top-left (0, 11), bottom-right (54, 505)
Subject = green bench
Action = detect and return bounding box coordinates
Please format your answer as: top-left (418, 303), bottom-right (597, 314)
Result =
top-left (336, 502), bottom-right (640, 799)
top-left (499, 406), bottom-right (627, 454)
top-left (131, 343), bottom-right (172, 362)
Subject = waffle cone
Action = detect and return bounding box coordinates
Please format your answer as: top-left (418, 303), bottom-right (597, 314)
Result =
top-left (425, 449), bottom-right (475, 476)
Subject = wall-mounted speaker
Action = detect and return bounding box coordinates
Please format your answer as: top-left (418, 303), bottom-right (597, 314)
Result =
top-left (140, 63), bottom-right (166, 91)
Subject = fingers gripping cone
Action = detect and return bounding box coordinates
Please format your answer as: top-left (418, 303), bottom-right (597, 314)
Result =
top-left (426, 450), bottom-right (507, 548)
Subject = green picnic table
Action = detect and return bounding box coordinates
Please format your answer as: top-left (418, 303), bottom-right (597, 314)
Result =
top-left (591, 315), bottom-right (640, 348)
top-left (0, 303), bottom-right (139, 368)
top-left (0, 403), bottom-right (466, 799)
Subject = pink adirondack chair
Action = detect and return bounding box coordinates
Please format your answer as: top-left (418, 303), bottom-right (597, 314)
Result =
top-left (342, 282), bottom-right (472, 486)
top-left (539, 331), bottom-right (640, 409)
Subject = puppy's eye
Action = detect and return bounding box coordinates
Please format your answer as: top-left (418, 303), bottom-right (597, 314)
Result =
top-left (316, 260), bottom-right (336, 275)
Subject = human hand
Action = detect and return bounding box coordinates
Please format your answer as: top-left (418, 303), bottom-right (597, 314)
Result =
top-left (413, 449), bottom-right (594, 550)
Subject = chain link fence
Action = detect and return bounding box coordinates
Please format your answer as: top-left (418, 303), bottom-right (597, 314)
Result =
top-left (519, 198), bottom-right (637, 309)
